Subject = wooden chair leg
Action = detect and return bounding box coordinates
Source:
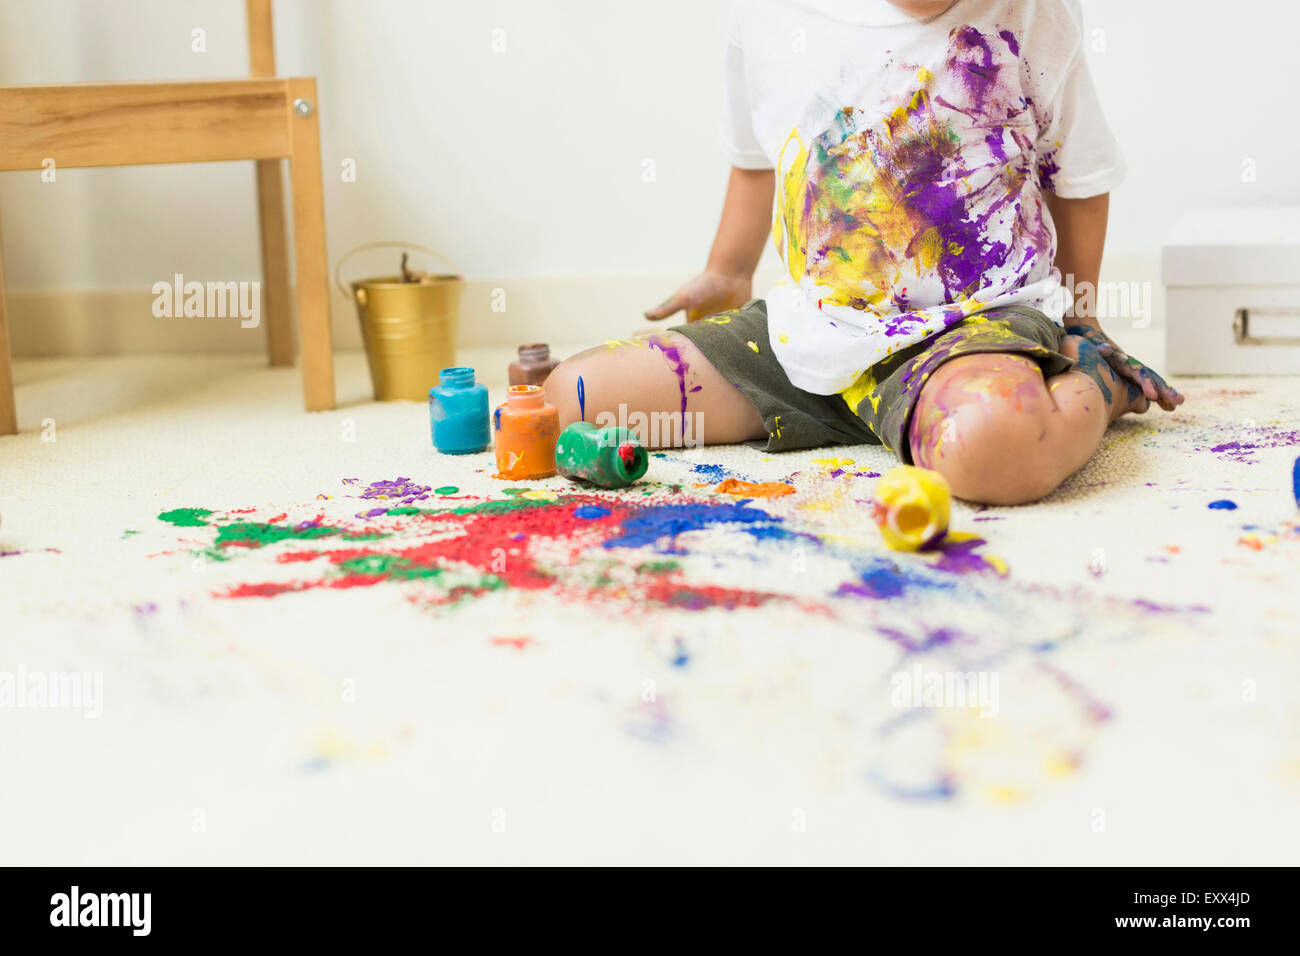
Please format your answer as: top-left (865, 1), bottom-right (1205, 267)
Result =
top-left (255, 158), bottom-right (294, 366)
top-left (246, 0), bottom-right (293, 368)
top-left (286, 77), bottom-right (335, 412)
top-left (0, 223), bottom-right (17, 436)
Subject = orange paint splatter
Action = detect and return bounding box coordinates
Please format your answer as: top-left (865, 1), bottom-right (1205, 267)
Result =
top-left (712, 479), bottom-right (796, 499)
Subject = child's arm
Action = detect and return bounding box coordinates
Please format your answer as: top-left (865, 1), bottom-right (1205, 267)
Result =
top-left (645, 166), bottom-right (774, 321)
top-left (1047, 191), bottom-right (1183, 411)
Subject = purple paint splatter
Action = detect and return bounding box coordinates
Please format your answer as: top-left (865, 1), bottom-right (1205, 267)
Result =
top-left (648, 335), bottom-right (691, 434)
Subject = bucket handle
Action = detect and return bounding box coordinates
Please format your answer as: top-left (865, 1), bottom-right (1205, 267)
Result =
top-left (335, 241), bottom-right (462, 300)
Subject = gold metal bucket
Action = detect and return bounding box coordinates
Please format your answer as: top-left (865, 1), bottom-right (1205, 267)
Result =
top-left (337, 241), bottom-right (464, 401)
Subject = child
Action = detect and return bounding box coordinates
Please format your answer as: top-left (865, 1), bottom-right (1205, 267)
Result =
top-left (544, 0), bottom-right (1182, 505)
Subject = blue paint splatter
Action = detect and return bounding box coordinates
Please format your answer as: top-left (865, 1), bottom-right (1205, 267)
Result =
top-left (1208, 499), bottom-right (1238, 511)
top-left (577, 375), bottom-right (585, 422)
top-left (835, 558), bottom-right (954, 600)
top-left (688, 462), bottom-right (743, 483)
top-left (1292, 455), bottom-right (1300, 509)
top-left (671, 640), bottom-right (689, 668)
top-left (493, 406), bottom-right (502, 431)
top-left (603, 501), bottom-right (795, 553)
top-left (1069, 335), bottom-right (1113, 405)
top-left (573, 505), bottom-right (610, 520)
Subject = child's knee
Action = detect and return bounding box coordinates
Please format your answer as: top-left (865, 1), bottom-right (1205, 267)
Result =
top-left (909, 357), bottom-right (1064, 504)
top-left (936, 408), bottom-right (1063, 503)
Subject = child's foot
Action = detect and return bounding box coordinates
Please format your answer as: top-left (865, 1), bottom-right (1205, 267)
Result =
top-left (1060, 334), bottom-right (1148, 422)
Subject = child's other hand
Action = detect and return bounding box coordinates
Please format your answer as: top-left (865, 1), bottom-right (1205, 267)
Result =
top-left (644, 271), bottom-right (751, 322)
top-left (1065, 324), bottom-right (1184, 412)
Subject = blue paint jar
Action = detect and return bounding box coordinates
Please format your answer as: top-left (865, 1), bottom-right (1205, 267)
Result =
top-left (429, 367), bottom-right (489, 454)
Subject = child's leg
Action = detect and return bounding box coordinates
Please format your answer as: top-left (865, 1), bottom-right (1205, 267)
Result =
top-left (908, 334), bottom-right (1146, 505)
top-left (544, 333), bottom-right (765, 447)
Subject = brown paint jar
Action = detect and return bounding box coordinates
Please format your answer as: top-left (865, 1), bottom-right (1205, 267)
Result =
top-left (508, 343), bottom-right (560, 387)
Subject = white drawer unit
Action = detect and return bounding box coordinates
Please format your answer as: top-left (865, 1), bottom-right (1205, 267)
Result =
top-left (1162, 206), bottom-right (1300, 375)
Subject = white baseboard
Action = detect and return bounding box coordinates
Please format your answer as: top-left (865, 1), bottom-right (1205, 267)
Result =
top-left (5, 255), bottom-right (1163, 358)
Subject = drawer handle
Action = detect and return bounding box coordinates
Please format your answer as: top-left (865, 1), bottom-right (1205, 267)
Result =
top-left (1233, 308), bottom-right (1300, 346)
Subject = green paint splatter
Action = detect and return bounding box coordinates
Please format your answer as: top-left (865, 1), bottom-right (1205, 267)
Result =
top-left (380, 497), bottom-right (555, 522)
top-left (337, 554), bottom-right (444, 581)
top-left (636, 560), bottom-right (680, 574)
top-left (121, 529), bottom-right (141, 538)
top-left (158, 508), bottom-right (213, 527)
top-left (214, 521), bottom-right (385, 550)
top-left (435, 485), bottom-right (459, 495)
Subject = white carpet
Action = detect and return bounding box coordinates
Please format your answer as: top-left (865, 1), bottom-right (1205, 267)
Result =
top-left (2, 349), bottom-right (1298, 864)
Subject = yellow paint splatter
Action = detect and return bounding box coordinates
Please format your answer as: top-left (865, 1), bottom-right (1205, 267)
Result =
top-left (987, 784), bottom-right (1027, 805)
top-left (1102, 425), bottom-right (1157, 451)
top-left (810, 457), bottom-right (855, 470)
top-left (840, 367), bottom-right (883, 414)
top-left (747, 340), bottom-right (760, 353)
top-left (1044, 751), bottom-right (1079, 778)
top-left (602, 337), bottom-right (650, 352)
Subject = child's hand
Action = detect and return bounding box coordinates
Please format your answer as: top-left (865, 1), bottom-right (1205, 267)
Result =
top-left (1065, 324), bottom-right (1184, 412)
top-left (645, 271), bottom-right (751, 322)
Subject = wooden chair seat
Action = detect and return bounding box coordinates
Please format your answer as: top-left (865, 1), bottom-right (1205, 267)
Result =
top-left (0, 0), bottom-right (334, 435)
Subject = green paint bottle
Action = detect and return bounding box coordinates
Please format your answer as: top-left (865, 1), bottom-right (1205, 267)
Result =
top-left (555, 422), bottom-right (648, 488)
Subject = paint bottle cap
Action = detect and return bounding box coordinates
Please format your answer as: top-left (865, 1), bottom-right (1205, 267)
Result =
top-left (439, 367), bottom-right (476, 388)
top-left (613, 441), bottom-right (649, 482)
top-left (506, 384), bottom-right (545, 407)
top-left (517, 344), bottom-right (551, 364)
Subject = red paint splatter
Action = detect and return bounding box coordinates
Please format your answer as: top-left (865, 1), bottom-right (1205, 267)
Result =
top-left (491, 636), bottom-right (535, 649)
top-left (207, 495), bottom-right (804, 614)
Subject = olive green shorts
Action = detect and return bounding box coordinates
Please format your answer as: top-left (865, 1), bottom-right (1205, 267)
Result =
top-left (672, 300), bottom-right (1072, 463)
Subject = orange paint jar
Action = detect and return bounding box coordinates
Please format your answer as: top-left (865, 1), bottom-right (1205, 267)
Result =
top-left (493, 385), bottom-right (560, 479)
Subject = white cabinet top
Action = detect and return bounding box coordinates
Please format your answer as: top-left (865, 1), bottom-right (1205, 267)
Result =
top-left (1162, 206), bottom-right (1300, 287)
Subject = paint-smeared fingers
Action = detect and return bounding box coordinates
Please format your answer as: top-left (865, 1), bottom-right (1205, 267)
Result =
top-left (1113, 356), bottom-right (1157, 401)
top-left (1156, 386), bottom-right (1183, 412)
top-left (644, 294), bottom-right (684, 321)
top-left (1144, 371), bottom-right (1183, 411)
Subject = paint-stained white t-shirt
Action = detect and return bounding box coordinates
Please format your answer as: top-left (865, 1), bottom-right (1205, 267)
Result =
top-left (720, 0), bottom-right (1124, 394)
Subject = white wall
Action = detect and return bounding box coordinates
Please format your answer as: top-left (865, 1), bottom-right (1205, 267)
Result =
top-left (1, 0), bottom-right (1296, 351)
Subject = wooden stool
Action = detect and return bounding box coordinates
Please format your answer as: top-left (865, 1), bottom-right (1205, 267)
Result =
top-left (0, 0), bottom-right (335, 436)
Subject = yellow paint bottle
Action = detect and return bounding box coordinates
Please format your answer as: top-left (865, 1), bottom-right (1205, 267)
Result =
top-left (871, 465), bottom-right (951, 551)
